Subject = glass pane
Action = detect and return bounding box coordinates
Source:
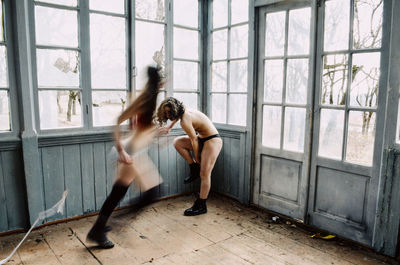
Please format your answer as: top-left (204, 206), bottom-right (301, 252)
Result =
top-left (90, 0), bottom-right (125, 14)
top-left (173, 28), bottom-right (198, 60)
top-left (211, 62), bottom-right (227, 92)
top-left (324, 0), bottom-right (350, 51)
top-left (35, 6), bottom-right (78, 47)
top-left (262, 105), bottom-right (281, 149)
top-left (231, 25), bottom-right (248, 59)
top-left (174, 0), bottom-right (197, 28)
top-left (318, 109), bottom-right (344, 160)
top-left (284, 107), bottom-right (305, 152)
top-left (39, 90), bottom-right (82, 129)
top-left (0, 90), bottom-right (10, 131)
top-left (286, 58), bottom-right (308, 104)
top-left (92, 91), bottom-right (127, 127)
top-left (350, 52), bottom-right (380, 108)
top-left (353, 0), bottom-right (383, 49)
top-left (321, 54), bottom-right (348, 105)
top-left (212, 29), bottom-right (227, 60)
top-left (36, 0), bottom-right (77, 7)
top-left (213, 0), bottom-right (228, 28)
top-left (135, 21), bottom-right (165, 91)
top-left (174, 92), bottom-right (198, 110)
top-left (0, 46), bottom-right (8, 87)
top-left (346, 111), bottom-right (375, 165)
top-left (230, 60), bottom-right (247, 92)
top-left (231, 0), bottom-right (248, 24)
top-left (90, 14), bottom-right (126, 89)
top-left (174, 61), bottom-right (198, 91)
top-left (265, 11), bottom-right (285, 57)
top-left (264, 59), bottom-right (283, 103)
top-left (228, 94), bottom-right (246, 126)
top-left (135, 0), bottom-right (165, 21)
top-left (211, 94), bottom-right (226, 123)
top-left (37, 49), bottom-right (79, 88)
top-left (0, 1), bottom-right (4, 42)
top-left (288, 7), bottom-right (311, 56)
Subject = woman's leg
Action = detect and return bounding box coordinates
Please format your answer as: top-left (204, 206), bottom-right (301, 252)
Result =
top-left (184, 137), bottom-right (222, 216)
top-left (87, 163), bottom-right (136, 248)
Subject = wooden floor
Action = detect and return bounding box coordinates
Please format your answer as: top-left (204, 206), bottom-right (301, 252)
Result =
top-left (0, 194), bottom-right (398, 265)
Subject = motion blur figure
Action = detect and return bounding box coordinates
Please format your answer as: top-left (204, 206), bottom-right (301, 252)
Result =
top-left (87, 66), bottom-right (163, 249)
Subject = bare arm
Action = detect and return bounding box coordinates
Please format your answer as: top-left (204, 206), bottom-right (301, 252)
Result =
top-left (158, 119), bottom-right (178, 135)
top-left (181, 117), bottom-right (200, 163)
top-left (114, 102), bottom-right (142, 163)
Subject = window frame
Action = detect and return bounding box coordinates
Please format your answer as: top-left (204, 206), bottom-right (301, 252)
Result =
top-left (314, 0), bottom-right (384, 166)
top-left (171, 0), bottom-right (203, 111)
top-left (208, 0), bottom-right (250, 127)
top-left (0, 0), bottom-right (20, 137)
top-left (30, 0), bottom-right (132, 134)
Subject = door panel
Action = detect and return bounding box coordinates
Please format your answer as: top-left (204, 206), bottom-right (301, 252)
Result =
top-left (308, 0), bottom-right (386, 246)
top-left (254, 0), bottom-right (389, 247)
top-left (253, 2), bottom-right (314, 220)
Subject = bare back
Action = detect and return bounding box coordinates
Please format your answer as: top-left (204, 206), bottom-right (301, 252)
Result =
top-left (180, 109), bottom-right (218, 138)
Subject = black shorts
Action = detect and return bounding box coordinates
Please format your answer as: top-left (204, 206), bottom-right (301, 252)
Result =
top-left (198, 134), bottom-right (221, 154)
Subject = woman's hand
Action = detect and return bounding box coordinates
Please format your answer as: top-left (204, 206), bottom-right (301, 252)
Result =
top-left (117, 149), bottom-right (133, 164)
top-left (157, 126), bottom-right (171, 135)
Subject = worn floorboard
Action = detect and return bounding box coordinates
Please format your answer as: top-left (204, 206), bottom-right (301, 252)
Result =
top-left (0, 194), bottom-right (398, 265)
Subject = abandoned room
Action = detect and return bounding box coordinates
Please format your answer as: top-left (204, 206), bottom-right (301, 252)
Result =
top-left (1, 0), bottom-right (400, 264)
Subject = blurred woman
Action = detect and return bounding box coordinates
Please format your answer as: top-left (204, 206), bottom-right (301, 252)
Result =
top-left (87, 66), bottom-right (163, 249)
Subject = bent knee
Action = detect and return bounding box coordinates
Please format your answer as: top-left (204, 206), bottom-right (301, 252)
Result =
top-left (173, 137), bottom-right (181, 148)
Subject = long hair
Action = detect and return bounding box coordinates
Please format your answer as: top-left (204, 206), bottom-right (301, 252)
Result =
top-left (156, 97), bottom-right (185, 126)
top-left (133, 66), bottom-right (162, 125)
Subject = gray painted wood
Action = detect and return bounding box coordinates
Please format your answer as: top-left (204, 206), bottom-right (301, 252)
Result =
top-left (13, 0), bottom-right (45, 226)
top-left (105, 142), bottom-right (115, 196)
top-left (223, 137), bottom-right (231, 194)
top-left (159, 137), bottom-right (170, 197)
top-left (93, 143), bottom-right (107, 211)
top-left (63, 145), bottom-right (83, 218)
top-left (168, 136), bottom-right (178, 195)
top-left (0, 152), bottom-right (8, 231)
top-left (2, 150), bottom-right (28, 229)
top-left (230, 138), bottom-right (240, 198)
top-left (373, 0), bottom-right (400, 257)
top-left (41, 146), bottom-right (66, 222)
top-left (147, 142), bottom-right (160, 198)
top-left (80, 143), bottom-right (96, 213)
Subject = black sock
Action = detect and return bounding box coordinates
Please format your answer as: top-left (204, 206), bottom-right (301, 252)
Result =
top-left (92, 182), bottom-right (129, 231)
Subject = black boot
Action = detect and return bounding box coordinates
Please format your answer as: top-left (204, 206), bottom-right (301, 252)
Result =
top-left (184, 163), bottom-right (200, 184)
top-left (87, 183), bottom-right (129, 249)
top-left (184, 198), bottom-right (207, 216)
top-left (87, 215), bottom-right (115, 249)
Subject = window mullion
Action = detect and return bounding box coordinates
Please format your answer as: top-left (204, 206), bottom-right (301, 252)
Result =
top-left (166, 0), bottom-right (173, 98)
top-left (79, 0), bottom-right (92, 130)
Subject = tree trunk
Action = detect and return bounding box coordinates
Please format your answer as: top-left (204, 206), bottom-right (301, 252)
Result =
top-left (67, 96), bottom-right (73, 121)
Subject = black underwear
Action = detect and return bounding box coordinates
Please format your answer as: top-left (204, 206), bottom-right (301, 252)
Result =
top-left (198, 134), bottom-right (221, 154)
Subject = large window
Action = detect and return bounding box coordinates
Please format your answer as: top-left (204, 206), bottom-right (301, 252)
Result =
top-left (0, 0), bottom-right (11, 132)
top-left (211, 0), bottom-right (249, 126)
top-left (317, 0), bottom-right (383, 166)
top-left (34, 0), bottom-right (128, 130)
